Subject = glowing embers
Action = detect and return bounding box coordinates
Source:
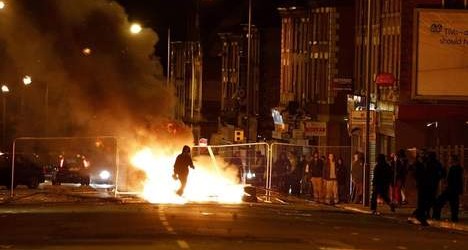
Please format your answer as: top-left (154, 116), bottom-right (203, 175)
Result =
top-left (131, 147), bottom-right (244, 204)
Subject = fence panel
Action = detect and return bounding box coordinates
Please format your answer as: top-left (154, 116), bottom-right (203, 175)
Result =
top-left (270, 143), bottom-right (351, 203)
top-left (192, 143), bottom-right (270, 193)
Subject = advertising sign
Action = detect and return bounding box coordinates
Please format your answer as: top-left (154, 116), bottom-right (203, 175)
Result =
top-left (414, 9), bottom-right (468, 100)
top-left (304, 121), bottom-right (327, 137)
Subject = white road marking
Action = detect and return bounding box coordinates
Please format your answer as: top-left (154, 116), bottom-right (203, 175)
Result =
top-left (177, 240), bottom-right (190, 249)
top-left (319, 248), bottom-right (358, 250)
top-left (200, 212), bottom-right (214, 216)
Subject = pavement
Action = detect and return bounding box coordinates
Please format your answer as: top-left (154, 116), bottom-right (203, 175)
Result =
top-left (334, 202), bottom-right (468, 232)
top-left (268, 192), bottom-right (468, 233)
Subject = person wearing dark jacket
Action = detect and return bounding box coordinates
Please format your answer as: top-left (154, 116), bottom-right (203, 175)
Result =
top-left (412, 152), bottom-right (430, 226)
top-left (390, 149), bottom-right (408, 206)
top-left (173, 145), bottom-right (195, 196)
top-left (424, 151), bottom-right (445, 217)
top-left (336, 157), bottom-right (349, 203)
top-left (411, 151), bottom-right (444, 226)
top-left (310, 150), bottom-right (324, 202)
top-left (351, 152), bottom-right (364, 203)
top-left (433, 155), bottom-right (464, 222)
top-left (274, 152), bottom-right (291, 193)
top-left (370, 154), bottom-right (395, 214)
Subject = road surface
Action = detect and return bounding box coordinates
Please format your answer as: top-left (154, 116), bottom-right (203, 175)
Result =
top-left (0, 199), bottom-right (466, 250)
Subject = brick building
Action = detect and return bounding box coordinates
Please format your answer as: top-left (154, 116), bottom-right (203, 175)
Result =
top-left (349, 0), bottom-right (468, 202)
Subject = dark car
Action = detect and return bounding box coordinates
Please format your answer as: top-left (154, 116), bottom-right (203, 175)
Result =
top-left (52, 156), bottom-right (90, 186)
top-left (0, 154), bottom-right (45, 189)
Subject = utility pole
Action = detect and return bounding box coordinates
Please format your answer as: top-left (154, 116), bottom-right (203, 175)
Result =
top-left (364, 0), bottom-right (372, 206)
top-left (246, 0), bottom-right (252, 142)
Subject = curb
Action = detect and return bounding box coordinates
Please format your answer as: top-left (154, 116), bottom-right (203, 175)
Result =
top-left (337, 204), bottom-right (468, 232)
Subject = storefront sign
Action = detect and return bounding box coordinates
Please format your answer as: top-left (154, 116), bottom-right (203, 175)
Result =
top-left (350, 110), bottom-right (375, 125)
top-left (332, 78), bottom-right (353, 92)
top-left (304, 121), bottom-right (327, 137)
top-left (375, 73), bottom-right (396, 87)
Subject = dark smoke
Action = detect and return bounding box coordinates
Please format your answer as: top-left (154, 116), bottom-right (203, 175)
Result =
top-left (0, 0), bottom-right (176, 139)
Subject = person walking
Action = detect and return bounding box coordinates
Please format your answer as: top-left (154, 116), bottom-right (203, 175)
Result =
top-left (310, 150), bottom-right (324, 202)
top-left (390, 149), bottom-right (408, 206)
top-left (336, 157), bottom-right (349, 203)
top-left (351, 152), bottom-right (364, 204)
top-left (412, 151), bottom-right (432, 226)
top-left (301, 153), bottom-right (313, 196)
top-left (370, 154), bottom-right (395, 214)
top-left (432, 155), bottom-right (464, 222)
top-left (323, 153), bottom-right (338, 204)
top-left (273, 151), bottom-right (291, 193)
top-left (424, 151), bottom-right (445, 217)
top-left (173, 145), bottom-right (195, 196)
top-left (285, 151), bottom-right (301, 195)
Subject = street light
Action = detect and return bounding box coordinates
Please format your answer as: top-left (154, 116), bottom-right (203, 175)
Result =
top-left (22, 75), bottom-right (32, 85)
top-left (0, 1), bottom-right (5, 10)
top-left (1, 84), bottom-right (9, 151)
top-left (130, 23), bottom-right (142, 34)
top-left (21, 75), bottom-right (32, 115)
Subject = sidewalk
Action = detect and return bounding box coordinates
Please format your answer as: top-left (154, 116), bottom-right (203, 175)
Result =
top-left (335, 202), bottom-right (468, 232)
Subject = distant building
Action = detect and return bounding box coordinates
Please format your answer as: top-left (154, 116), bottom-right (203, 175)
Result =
top-left (349, 0), bottom-right (468, 157)
top-left (350, 0), bottom-right (468, 203)
top-left (276, 2), bottom-right (355, 146)
top-left (212, 25), bottom-right (260, 144)
top-left (169, 41), bottom-right (203, 140)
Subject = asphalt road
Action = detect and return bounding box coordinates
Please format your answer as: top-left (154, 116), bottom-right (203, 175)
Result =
top-left (0, 200), bottom-right (467, 250)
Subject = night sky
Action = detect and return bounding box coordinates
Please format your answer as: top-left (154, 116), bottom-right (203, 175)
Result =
top-left (116, 0), bottom-right (302, 75)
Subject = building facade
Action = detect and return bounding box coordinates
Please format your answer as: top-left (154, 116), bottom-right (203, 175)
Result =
top-left (212, 25), bottom-right (260, 144)
top-left (169, 41), bottom-right (203, 140)
top-left (276, 2), bottom-right (355, 146)
top-left (350, 0), bottom-right (468, 202)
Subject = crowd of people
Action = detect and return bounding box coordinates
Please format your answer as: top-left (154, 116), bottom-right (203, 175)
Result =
top-left (269, 148), bottom-right (463, 224)
top-left (272, 150), bottom-right (349, 205)
top-left (224, 147), bottom-right (463, 224)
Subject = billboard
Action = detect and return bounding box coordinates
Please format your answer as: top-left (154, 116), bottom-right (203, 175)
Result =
top-left (413, 9), bottom-right (468, 100)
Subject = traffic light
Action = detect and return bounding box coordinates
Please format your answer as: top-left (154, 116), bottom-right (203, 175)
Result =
top-left (234, 130), bottom-right (244, 142)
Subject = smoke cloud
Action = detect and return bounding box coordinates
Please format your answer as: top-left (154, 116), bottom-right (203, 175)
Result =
top-left (0, 0), bottom-right (182, 142)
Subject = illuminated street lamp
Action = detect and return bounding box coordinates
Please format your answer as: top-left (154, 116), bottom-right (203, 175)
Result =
top-left (130, 23), bottom-right (142, 34)
top-left (23, 75), bottom-right (32, 85)
top-left (21, 75), bottom-right (32, 115)
top-left (1, 85), bottom-right (9, 93)
top-left (0, 1), bottom-right (5, 10)
top-left (1, 84), bottom-right (9, 150)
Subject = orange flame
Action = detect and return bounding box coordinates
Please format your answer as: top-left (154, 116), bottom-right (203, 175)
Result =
top-left (130, 146), bottom-right (244, 204)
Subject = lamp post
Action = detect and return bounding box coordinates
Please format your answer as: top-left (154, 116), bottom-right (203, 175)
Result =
top-left (246, 0), bottom-right (252, 142)
top-left (364, 0), bottom-right (372, 206)
top-left (1, 84), bottom-right (9, 151)
top-left (44, 81), bottom-right (49, 136)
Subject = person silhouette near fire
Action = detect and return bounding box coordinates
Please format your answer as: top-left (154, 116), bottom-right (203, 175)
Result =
top-left (173, 145), bottom-right (195, 196)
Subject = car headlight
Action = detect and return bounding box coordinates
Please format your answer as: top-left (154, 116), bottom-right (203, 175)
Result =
top-left (99, 170), bottom-right (111, 180)
top-left (246, 172), bottom-right (256, 179)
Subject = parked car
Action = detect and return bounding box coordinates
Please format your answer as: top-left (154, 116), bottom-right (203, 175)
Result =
top-left (0, 154), bottom-right (45, 189)
top-left (52, 155), bottom-right (90, 186)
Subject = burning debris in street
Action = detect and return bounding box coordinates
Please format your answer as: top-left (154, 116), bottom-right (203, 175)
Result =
top-left (131, 146), bottom-right (244, 204)
top-left (0, 0), bottom-right (244, 204)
